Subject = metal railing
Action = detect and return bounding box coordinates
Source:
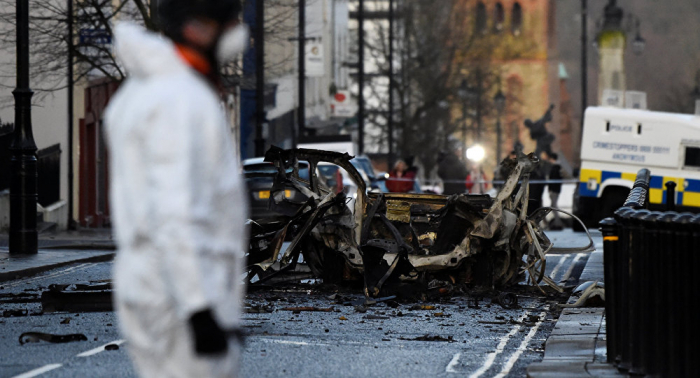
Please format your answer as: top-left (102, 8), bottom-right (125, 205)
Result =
top-left (599, 168), bottom-right (696, 377)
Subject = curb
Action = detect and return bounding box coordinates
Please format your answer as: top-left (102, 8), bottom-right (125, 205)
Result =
top-left (527, 250), bottom-right (623, 378)
top-left (0, 252), bottom-right (115, 283)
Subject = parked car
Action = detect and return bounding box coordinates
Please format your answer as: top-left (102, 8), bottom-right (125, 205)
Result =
top-left (243, 157), bottom-right (327, 221)
top-left (317, 163), bottom-right (344, 194)
top-left (350, 156), bottom-right (381, 190)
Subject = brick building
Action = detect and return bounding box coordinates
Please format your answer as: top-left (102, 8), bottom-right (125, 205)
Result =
top-left (458, 0), bottom-right (571, 175)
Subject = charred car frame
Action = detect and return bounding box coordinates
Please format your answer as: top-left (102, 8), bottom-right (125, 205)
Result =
top-left (246, 147), bottom-right (592, 297)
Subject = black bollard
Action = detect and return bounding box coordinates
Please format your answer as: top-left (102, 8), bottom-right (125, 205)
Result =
top-left (613, 207), bottom-right (634, 370)
top-left (689, 215), bottom-right (700, 378)
top-left (628, 209), bottom-right (650, 376)
top-left (657, 212), bottom-right (679, 377)
top-left (665, 181), bottom-right (677, 211)
top-left (639, 212), bottom-right (663, 377)
top-left (600, 217), bottom-right (620, 364)
top-left (670, 213), bottom-right (693, 378)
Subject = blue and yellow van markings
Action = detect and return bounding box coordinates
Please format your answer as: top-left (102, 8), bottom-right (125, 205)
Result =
top-left (579, 169), bottom-right (700, 207)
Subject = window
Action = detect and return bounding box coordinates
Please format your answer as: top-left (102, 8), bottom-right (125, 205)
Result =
top-left (494, 3), bottom-right (505, 33)
top-left (475, 2), bottom-right (487, 34)
top-left (512, 2), bottom-right (523, 36)
top-left (684, 146), bottom-right (700, 168)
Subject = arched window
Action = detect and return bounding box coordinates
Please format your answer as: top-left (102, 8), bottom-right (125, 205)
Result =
top-left (494, 3), bottom-right (505, 33)
top-left (512, 2), bottom-right (523, 36)
top-left (475, 2), bottom-right (487, 35)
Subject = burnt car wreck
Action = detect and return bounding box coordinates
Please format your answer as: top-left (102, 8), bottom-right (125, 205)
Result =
top-left (246, 147), bottom-right (592, 298)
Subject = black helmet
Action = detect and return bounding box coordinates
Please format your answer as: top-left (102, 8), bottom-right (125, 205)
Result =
top-left (157, 0), bottom-right (242, 43)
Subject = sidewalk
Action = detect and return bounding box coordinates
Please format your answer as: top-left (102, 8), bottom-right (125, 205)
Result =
top-left (527, 248), bottom-right (624, 377)
top-left (0, 228), bottom-right (116, 282)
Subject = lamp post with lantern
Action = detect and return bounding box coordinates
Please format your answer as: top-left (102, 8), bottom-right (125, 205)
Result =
top-left (9, 0), bottom-right (38, 255)
top-left (493, 89), bottom-right (506, 163)
top-left (458, 79), bottom-right (469, 156)
top-left (458, 79), bottom-right (476, 159)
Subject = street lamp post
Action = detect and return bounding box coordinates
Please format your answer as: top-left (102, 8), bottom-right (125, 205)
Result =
top-left (474, 71), bottom-right (483, 143)
top-left (458, 79), bottom-right (468, 156)
top-left (255, 0), bottom-right (265, 156)
top-left (494, 89), bottom-right (506, 163)
top-left (297, 0), bottom-right (305, 147)
top-left (388, 0), bottom-right (394, 163)
top-left (580, 0), bottom-right (587, 145)
top-left (10, 0), bottom-right (38, 255)
top-left (357, 0), bottom-right (365, 155)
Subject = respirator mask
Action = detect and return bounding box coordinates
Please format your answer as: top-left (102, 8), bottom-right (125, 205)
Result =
top-left (216, 24), bottom-right (249, 64)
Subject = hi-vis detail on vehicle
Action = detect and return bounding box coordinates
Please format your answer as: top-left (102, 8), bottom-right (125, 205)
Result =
top-left (575, 107), bottom-right (700, 225)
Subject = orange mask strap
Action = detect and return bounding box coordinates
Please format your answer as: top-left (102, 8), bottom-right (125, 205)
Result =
top-left (175, 44), bottom-right (211, 76)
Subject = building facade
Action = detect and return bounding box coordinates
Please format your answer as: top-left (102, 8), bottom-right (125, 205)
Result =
top-left (240, 0), bottom-right (352, 159)
top-left (454, 0), bottom-right (563, 176)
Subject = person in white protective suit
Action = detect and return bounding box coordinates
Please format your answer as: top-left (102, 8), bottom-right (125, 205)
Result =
top-left (104, 0), bottom-right (249, 377)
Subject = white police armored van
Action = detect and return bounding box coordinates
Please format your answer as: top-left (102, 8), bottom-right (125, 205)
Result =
top-left (574, 106), bottom-right (700, 226)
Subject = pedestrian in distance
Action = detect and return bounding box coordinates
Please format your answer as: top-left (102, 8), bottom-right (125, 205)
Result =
top-left (437, 149), bottom-right (469, 195)
top-left (104, 1), bottom-right (249, 377)
top-left (544, 151), bottom-right (567, 230)
top-left (466, 164), bottom-right (488, 194)
top-left (528, 163), bottom-right (545, 217)
top-left (386, 159), bottom-right (417, 193)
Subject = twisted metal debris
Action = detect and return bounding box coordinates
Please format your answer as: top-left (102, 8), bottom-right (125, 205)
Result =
top-left (246, 147), bottom-right (593, 297)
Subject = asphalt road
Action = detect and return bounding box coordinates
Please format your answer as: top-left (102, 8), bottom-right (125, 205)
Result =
top-left (0, 230), bottom-right (596, 378)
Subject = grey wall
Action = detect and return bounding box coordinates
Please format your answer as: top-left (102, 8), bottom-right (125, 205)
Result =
top-left (555, 0), bottom-right (700, 119)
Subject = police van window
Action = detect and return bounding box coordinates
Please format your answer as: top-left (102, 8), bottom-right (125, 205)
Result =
top-left (684, 146), bottom-right (700, 168)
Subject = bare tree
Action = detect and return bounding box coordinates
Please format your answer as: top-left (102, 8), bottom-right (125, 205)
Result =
top-left (359, 0), bottom-right (516, 175)
top-left (0, 0), bottom-right (299, 106)
top-left (659, 70), bottom-right (700, 115)
top-left (0, 0), bottom-right (152, 106)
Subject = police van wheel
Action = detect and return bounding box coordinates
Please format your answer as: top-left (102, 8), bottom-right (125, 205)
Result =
top-left (572, 196), bottom-right (597, 232)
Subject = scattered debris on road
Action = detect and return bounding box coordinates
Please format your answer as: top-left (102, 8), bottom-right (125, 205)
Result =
top-left (559, 281), bottom-right (605, 308)
top-left (105, 343), bottom-right (120, 351)
top-left (245, 147), bottom-right (593, 300)
top-left (399, 334), bottom-right (455, 342)
top-left (281, 306), bottom-right (334, 313)
top-left (494, 292), bottom-right (519, 309)
top-left (245, 304), bottom-right (274, 313)
top-left (0, 292), bottom-right (40, 304)
top-left (3, 309), bottom-right (29, 317)
top-left (19, 332), bottom-right (88, 345)
top-left (41, 282), bottom-right (113, 313)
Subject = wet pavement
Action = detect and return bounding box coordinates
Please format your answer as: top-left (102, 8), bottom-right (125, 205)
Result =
top-left (0, 230), bottom-right (596, 378)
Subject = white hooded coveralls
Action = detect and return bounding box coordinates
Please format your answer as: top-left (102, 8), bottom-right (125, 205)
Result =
top-left (105, 23), bottom-right (248, 378)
